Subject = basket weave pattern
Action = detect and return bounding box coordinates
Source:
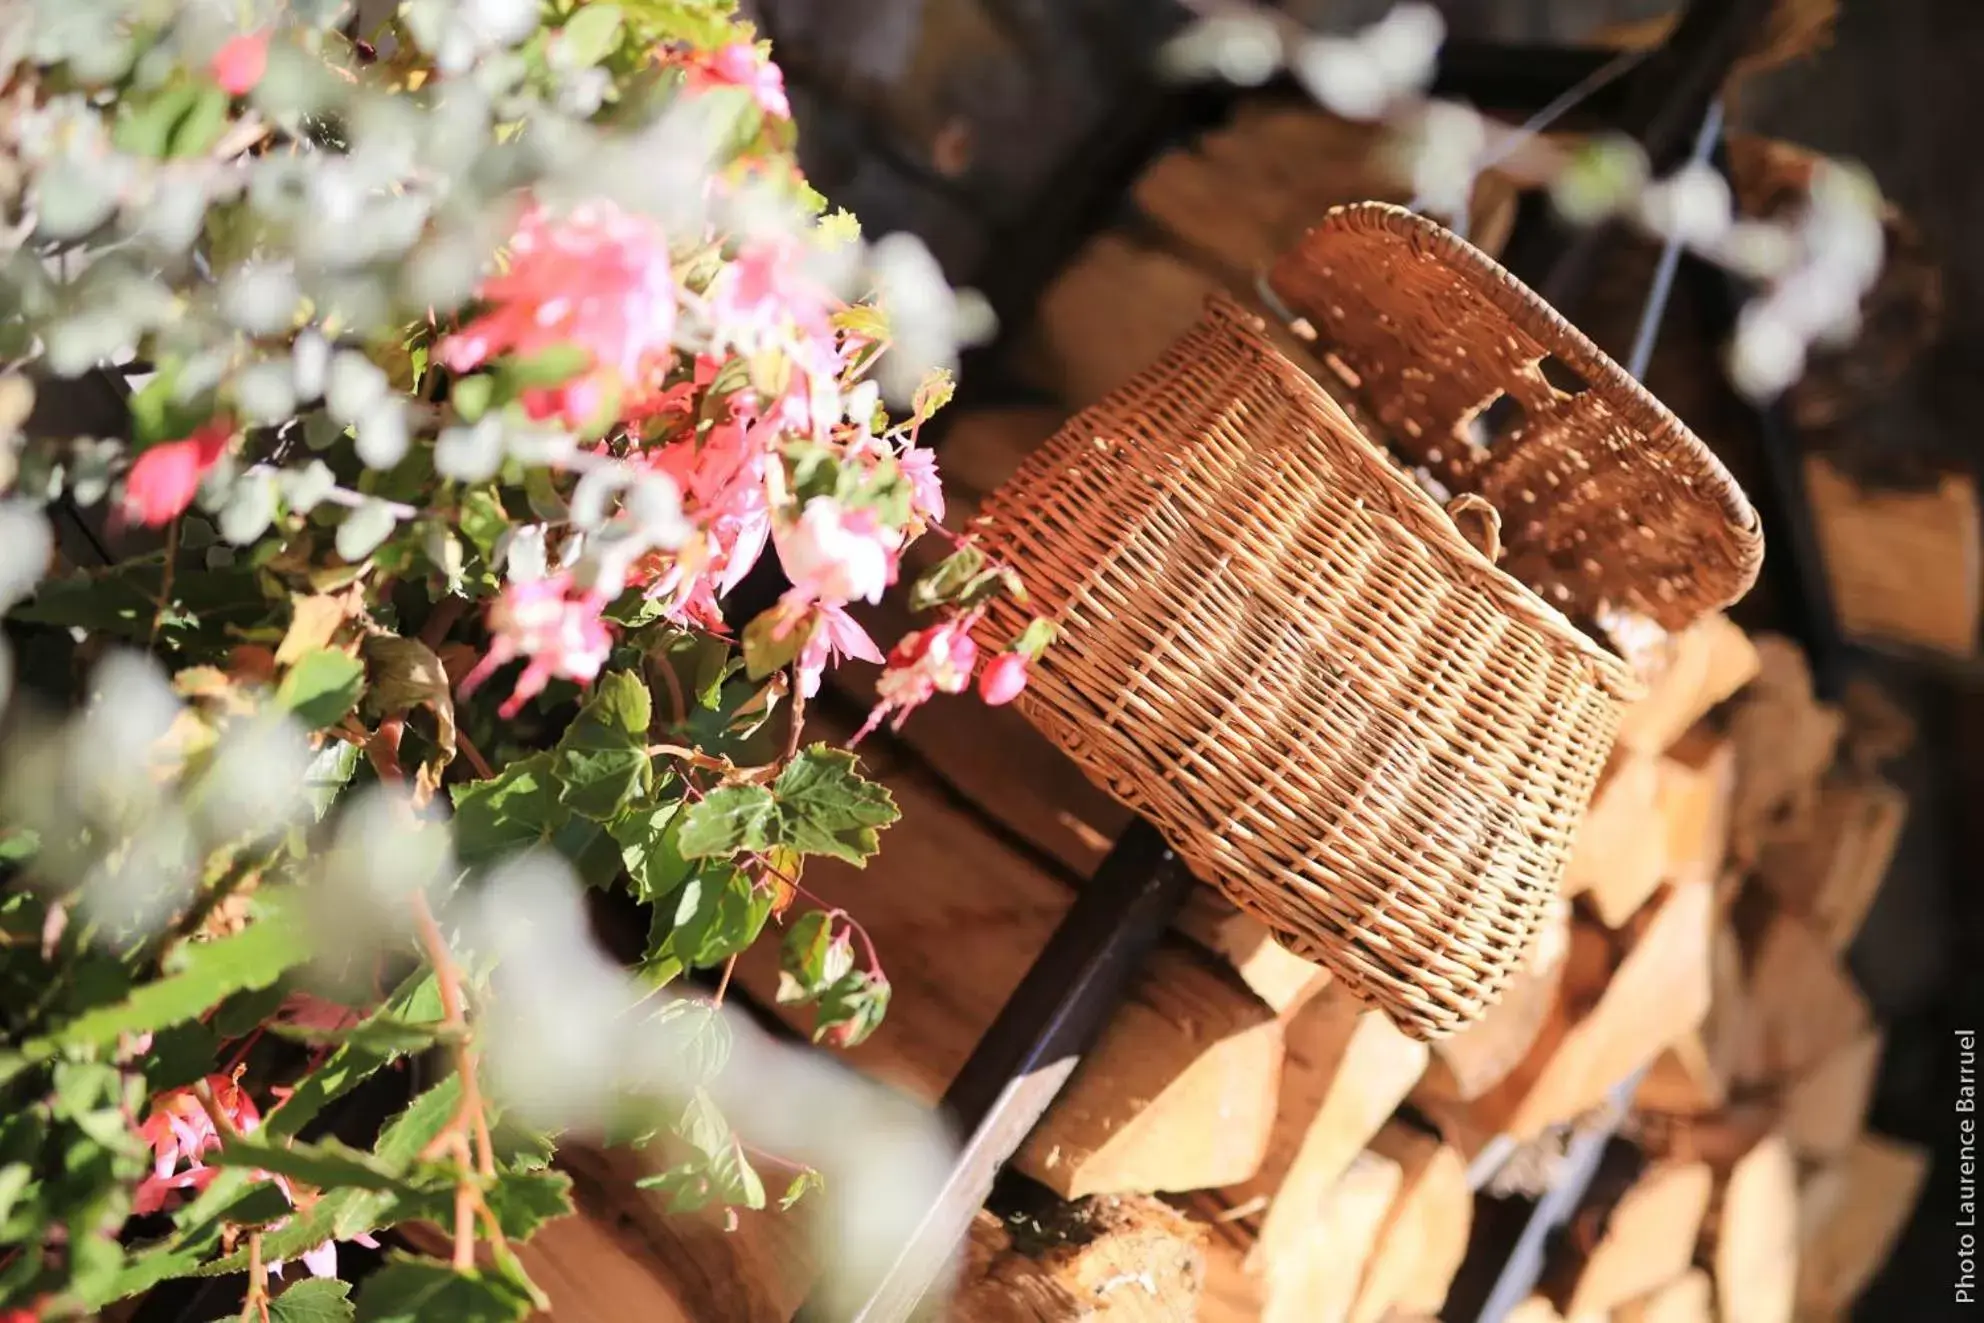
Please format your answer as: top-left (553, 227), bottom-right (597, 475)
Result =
top-left (978, 298), bottom-right (1641, 1039)
top-left (976, 206), bottom-right (1761, 1039)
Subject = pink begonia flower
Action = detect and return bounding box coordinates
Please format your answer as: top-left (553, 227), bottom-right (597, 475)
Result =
top-left (210, 31), bottom-right (270, 96)
top-left (705, 239), bottom-right (837, 368)
top-left (638, 420), bottom-right (774, 629)
top-left (686, 42), bottom-right (791, 120)
top-left (438, 201), bottom-right (676, 427)
top-left (775, 600), bottom-right (882, 699)
top-left (458, 573), bottom-right (614, 719)
top-left (121, 421), bottom-right (233, 528)
top-left (267, 1232), bottom-right (380, 1281)
top-left (978, 652), bottom-right (1029, 706)
top-left (133, 1075), bottom-right (265, 1215)
top-left (899, 445), bottom-right (945, 524)
top-left (775, 497), bottom-right (895, 609)
top-left (857, 614), bottom-right (980, 740)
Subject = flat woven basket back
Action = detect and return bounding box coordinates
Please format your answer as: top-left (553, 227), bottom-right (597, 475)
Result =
top-left (975, 206), bottom-right (1761, 1040)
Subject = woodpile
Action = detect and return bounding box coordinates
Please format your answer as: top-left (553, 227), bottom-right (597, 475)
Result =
top-left (490, 100), bottom-right (1934, 1323)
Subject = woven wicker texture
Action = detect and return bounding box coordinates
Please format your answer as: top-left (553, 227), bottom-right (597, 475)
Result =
top-left (975, 208), bottom-right (1762, 1039)
top-left (1269, 203), bottom-right (1763, 633)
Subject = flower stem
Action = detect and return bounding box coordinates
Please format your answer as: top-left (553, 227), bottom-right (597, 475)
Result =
top-left (242, 1231), bottom-right (270, 1323)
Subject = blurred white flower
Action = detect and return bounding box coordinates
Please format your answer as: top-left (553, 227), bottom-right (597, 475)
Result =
top-left (1638, 160), bottom-right (1733, 249)
top-left (1157, 11), bottom-right (1284, 87)
top-left (191, 709), bottom-right (315, 846)
top-left (1404, 100), bottom-right (1487, 219)
top-left (335, 498), bottom-right (398, 561)
top-left (219, 261), bottom-right (302, 335)
top-left (1294, 2), bottom-right (1442, 121)
top-left (278, 459), bottom-right (337, 514)
top-left (496, 523), bottom-right (549, 583)
top-left (354, 396), bottom-right (411, 471)
top-left (235, 359), bottom-right (299, 425)
top-left (435, 416), bottom-right (505, 482)
top-left (1550, 135), bottom-right (1649, 226)
top-left (0, 500), bottom-right (53, 613)
top-left (67, 650), bottom-right (182, 824)
top-left (1728, 299), bottom-right (1807, 401)
top-left (305, 783), bottom-right (459, 982)
top-left (868, 233), bottom-right (989, 409)
top-left (218, 468), bottom-right (279, 546)
top-left (326, 349), bottom-right (389, 424)
top-left (292, 330), bottom-right (331, 401)
top-left (76, 808), bottom-right (202, 940)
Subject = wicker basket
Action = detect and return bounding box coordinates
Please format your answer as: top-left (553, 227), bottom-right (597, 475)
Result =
top-left (974, 204), bottom-right (1761, 1039)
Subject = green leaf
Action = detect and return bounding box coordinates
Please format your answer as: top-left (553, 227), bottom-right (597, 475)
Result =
top-left (266, 972), bottom-right (442, 1139)
top-left (647, 999), bottom-right (732, 1084)
top-left (776, 910), bottom-right (854, 1005)
top-left (495, 343), bottom-right (592, 391)
top-left (812, 968), bottom-right (891, 1049)
top-left (277, 648), bottom-right (368, 729)
top-left (779, 1167), bottom-right (824, 1212)
top-left (371, 1076), bottom-right (461, 1169)
top-left (674, 785), bottom-right (776, 858)
top-left (114, 82), bottom-right (231, 159)
top-left (658, 866), bottom-right (771, 970)
top-left (907, 544), bottom-right (987, 614)
top-left (141, 1019), bottom-right (225, 1091)
top-left (211, 1134), bottom-right (437, 1196)
top-left (1011, 617), bottom-right (1057, 659)
top-left (355, 1256), bottom-right (538, 1323)
top-left (669, 1089), bottom-right (763, 1210)
top-left (451, 374), bottom-right (495, 424)
top-left (633, 1161), bottom-right (713, 1214)
top-left (549, 815), bottom-right (624, 890)
top-left (457, 489), bottom-right (510, 560)
top-left (557, 4), bottom-right (624, 66)
top-left (552, 670), bottom-right (652, 820)
top-left (265, 1014), bottom-right (446, 1055)
top-left (771, 746), bottom-right (898, 865)
top-left (0, 828), bottom-right (40, 865)
top-left (450, 753), bottom-right (566, 866)
top-left (34, 900), bottom-right (310, 1056)
top-left (480, 1167), bottom-right (573, 1240)
top-left (607, 802), bottom-right (692, 904)
top-left (740, 608), bottom-right (803, 680)
top-left (302, 740), bottom-right (362, 821)
top-left (271, 1277), bottom-right (356, 1323)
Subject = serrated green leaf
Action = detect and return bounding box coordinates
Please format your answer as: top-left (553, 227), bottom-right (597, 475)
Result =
top-left (266, 1014), bottom-right (447, 1054)
top-left (302, 740), bottom-right (362, 821)
top-left (776, 910), bottom-right (854, 1005)
top-left (657, 866), bottom-right (771, 970)
top-left (211, 1134), bottom-right (437, 1196)
top-left (457, 489), bottom-right (510, 560)
top-left (739, 607), bottom-right (803, 681)
top-left (907, 544), bottom-right (987, 614)
top-left (480, 1167), bottom-right (573, 1240)
top-left (553, 670), bottom-right (652, 820)
top-left (647, 999), bottom-right (732, 1084)
top-left (451, 375), bottom-right (495, 424)
top-left (812, 967), bottom-right (890, 1049)
top-left (549, 815), bottom-right (625, 890)
top-left (674, 785), bottom-right (776, 858)
top-left (607, 802), bottom-right (691, 904)
top-left (632, 1160), bottom-right (713, 1213)
top-left (141, 1019), bottom-right (225, 1091)
top-left (277, 649), bottom-right (368, 729)
top-left (34, 900), bottom-right (310, 1056)
top-left (771, 746), bottom-right (898, 865)
top-left (271, 1277), bottom-right (356, 1323)
top-left (114, 82), bottom-right (231, 160)
top-left (371, 1075), bottom-right (461, 1169)
top-left (355, 1255), bottom-right (537, 1323)
top-left (450, 753), bottom-right (566, 866)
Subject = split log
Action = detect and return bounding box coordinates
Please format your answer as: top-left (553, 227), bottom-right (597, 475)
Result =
top-left (1709, 1134), bottom-right (1800, 1323)
top-left (1190, 1209), bottom-right (1265, 1323)
top-left (1256, 1150), bottom-right (1404, 1323)
top-left (1779, 1027), bottom-right (1883, 1162)
top-left (1795, 1134), bottom-right (1930, 1318)
top-left (1805, 455), bottom-right (1982, 658)
top-left (1741, 912), bottom-right (1872, 1089)
top-left (948, 1195), bottom-right (1206, 1322)
top-left (1552, 1161), bottom-right (1713, 1317)
top-left (1563, 752), bottom-right (1669, 927)
top-left (1422, 883), bottom-right (1713, 1155)
top-left (1614, 613), bottom-right (1760, 757)
top-left (1346, 1123), bottom-right (1471, 1323)
top-left (1655, 729), bottom-right (1737, 892)
top-left (1227, 990), bottom-right (1428, 1270)
top-left (1174, 892), bottom-right (1335, 1016)
top-left (1615, 1269), bottom-right (1714, 1323)
top-left (729, 752), bottom-right (1285, 1199)
top-left (1417, 898), bottom-right (1570, 1103)
top-left (1728, 637), bottom-right (1845, 865)
top-left (1756, 777), bottom-right (1907, 953)
top-left (1635, 908), bottom-right (1748, 1119)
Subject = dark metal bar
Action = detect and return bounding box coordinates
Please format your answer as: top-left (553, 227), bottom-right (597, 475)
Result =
top-left (797, 820), bottom-right (1194, 1323)
top-left (1495, 0), bottom-right (1773, 311)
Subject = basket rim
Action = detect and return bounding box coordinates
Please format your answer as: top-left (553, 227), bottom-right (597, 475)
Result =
top-left (1267, 201), bottom-right (1766, 622)
top-left (1189, 291), bottom-right (1646, 700)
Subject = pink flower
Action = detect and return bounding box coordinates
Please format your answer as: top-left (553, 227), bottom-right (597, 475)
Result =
top-left (705, 239), bottom-right (837, 368)
top-left (857, 613), bottom-right (980, 739)
top-left (269, 1232), bottom-right (379, 1281)
top-left (271, 991), bottom-right (364, 1036)
top-left (439, 201), bottom-right (677, 427)
top-left (686, 42), bottom-right (791, 120)
top-left (134, 1076), bottom-right (263, 1215)
top-left (899, 446), bottom-right (944, 523)
top-left (775, 497), bottom-right (895, 608)
top-left (121, 421), bottom-right (233, 527)
top-left (458, 573), bottom-right (614, 719)
top-left (782, 600), bottom-right (882, 699)
top-left (211, 31), bottom-right (269, 96)
top-left (978, 652), bottom-right (1029, 706)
